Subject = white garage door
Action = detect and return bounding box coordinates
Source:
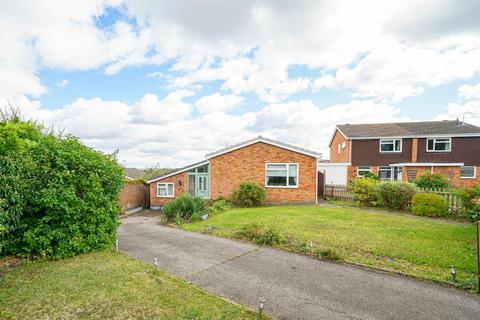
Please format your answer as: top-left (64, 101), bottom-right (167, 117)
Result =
top-left (317, 164), bottom-right (348, 185)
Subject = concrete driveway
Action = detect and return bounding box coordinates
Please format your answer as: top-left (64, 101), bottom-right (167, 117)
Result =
top-left (118, 212), bottom-right (480, 320)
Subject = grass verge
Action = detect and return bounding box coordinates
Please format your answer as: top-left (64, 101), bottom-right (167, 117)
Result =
top-left (0, 250), bottom-right (263, 319)
top-left (183, 205), bottom-right (478, 291)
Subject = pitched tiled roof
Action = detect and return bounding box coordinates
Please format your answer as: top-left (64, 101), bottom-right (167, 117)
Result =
top-left (124, 167), bottom-right (144, 179)
top-left (337, 120), bottom-right (480, 138)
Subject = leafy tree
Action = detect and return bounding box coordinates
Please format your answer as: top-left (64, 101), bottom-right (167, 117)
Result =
top-left (0, 112), bottom-right (124, 258)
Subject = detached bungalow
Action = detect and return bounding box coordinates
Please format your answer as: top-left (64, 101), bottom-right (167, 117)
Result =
top-left (147, 136), bottom-right (321, 206)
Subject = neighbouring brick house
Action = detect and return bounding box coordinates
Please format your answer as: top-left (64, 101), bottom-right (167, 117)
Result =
top-left (147, 136), bottom-right (321, 206)
top-left (323, 120), bottom-right (480, 188)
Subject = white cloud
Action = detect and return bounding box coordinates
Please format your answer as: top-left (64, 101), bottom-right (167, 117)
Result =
top-left (435, 82), bottom-right (480, 126)
top-left (195, 93), bottom-right (243, 114)
top-left (57, 79), bottom-right (70, 88)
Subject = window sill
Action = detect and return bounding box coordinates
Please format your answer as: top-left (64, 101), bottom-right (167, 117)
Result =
top-left (157, 195), bottom-right (175, 198)
top-left (265, 185), bottom-right (299, 189)
top-left (426, 150), bottom-right (451, 153)
top-left (460, 177), bottom-right (476, 179)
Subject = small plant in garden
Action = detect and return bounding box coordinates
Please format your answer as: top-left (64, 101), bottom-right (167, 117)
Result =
top-left (230, 182), bottom-right (266, 207)
top-left (233, 223), bottom-right (284, 245)
top-left (318, 248), bottom-right (343, 262)
top-left (455, 184), bottom-right (480, 221)
top-left (376, 181), bottom-right (417, 210)
top-left (207, 199), bottom-right (232, 216)
top-left (414, 172), bottom-right (450, 190)
top-left (411, 193), bottom-right (449, 217)
top-left (163, 193), bottom-right (206, 224)
top-left (349, 177), bottom-right (381, 206)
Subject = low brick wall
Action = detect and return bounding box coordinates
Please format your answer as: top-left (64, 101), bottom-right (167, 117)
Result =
top-left (120, 181), bottom-right (148, 212)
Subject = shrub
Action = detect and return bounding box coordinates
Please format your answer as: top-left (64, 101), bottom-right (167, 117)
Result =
top-left (0, 115), bottom-right (124, 259)
top-left (207, 199), bottom-right (232, 216)
top-left (411, 193), bottom-right (449, 217)
top-left (163, 193), bottom-right (206, 224)
top-left (318, 248), bottom-right (343, 262)
top-left (233, 223), bottom-right (284, 245)
top-left (414, 172), bottom-right (450, 190)
top-left (230, 182), bottom-right (266, 207)
top-left (362, 172), bottom-right (380, 180)
top-left (349, 177), bottom-right (381, 206)
top-left (455, 184), bottom-right (480, 221)
top-left (376, 181), bottom-right (417, 210)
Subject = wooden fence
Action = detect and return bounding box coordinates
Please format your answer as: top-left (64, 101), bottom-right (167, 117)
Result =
top-left (323, 185), bottom-right (460, 209)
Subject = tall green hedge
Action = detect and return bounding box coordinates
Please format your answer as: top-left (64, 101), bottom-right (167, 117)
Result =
top-left (0, 116), bottom-right (124, 258)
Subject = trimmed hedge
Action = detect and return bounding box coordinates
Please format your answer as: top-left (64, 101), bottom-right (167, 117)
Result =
top-left (0, 116), bottom-right (124, 258)
top-left (377, 181), bottom-right (417, 210)
top-left (412, 193), bottom-right (449, 217)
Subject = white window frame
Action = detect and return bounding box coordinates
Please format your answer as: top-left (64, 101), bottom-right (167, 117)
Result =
top-left (157, 182), bottom-right (174, 198)
top-left (357, 166), bottom-right (372, 177)
top-left (265, 163), bottom-right (299, 188)
top-left (460, 166), bottom-right (476, 179)
top-left (426, 138), bottom-right (451, 152)
top-left (379, 139), bottom-right (402, 153)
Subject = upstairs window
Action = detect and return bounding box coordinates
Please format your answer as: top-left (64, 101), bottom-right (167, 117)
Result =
top-left (157, 183), bottom-right (174, 197)
top-left (265, 163), bottom-right (298, 187)
top-left (380, 139), bottom-right (402, 152)
top-left (460, 166), bottom-right (476, 179)
top-left (427, 138), bottom-right (451, 152)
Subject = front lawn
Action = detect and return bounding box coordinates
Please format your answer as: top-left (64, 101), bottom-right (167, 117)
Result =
top-left (0, 251), bottom-right (262, 319)
top-left (183, 206), bottom-right (478, 289)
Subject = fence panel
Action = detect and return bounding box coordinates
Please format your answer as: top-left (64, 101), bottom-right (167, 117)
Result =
top-left (323, 185), bottom-right (461, 210)
top-left (324, 185), bottom-right (354, 201)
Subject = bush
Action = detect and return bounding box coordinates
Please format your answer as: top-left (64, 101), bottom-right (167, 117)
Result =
top-left (411, 193), bottom-right (449, 217)
top-left (0, 115), bottom-right (124, 259)
top-left (376, 181), bottom-right (417, 210)
top-left (349, 177), bottom-right (381, 206)
top-left (230, 182), bottom-right (266, 207)
top-left (362, 172), bottom-right (380, 180)
top-left (207, 199), bottom-right (232, 216)
top-left (455, 184), bottom-right (480, 221)
top-left (233, 223), bottom-right (284, 245)
top-left (163, 193), bottom-right (206, 224)
top-left (414, 172), bottom-right (450, 190)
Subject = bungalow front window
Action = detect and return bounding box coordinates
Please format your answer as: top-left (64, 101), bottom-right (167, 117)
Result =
top-left (157, 182), bottom-right (174, 197)
top-left (427, 138), bottom-right (451, 152)
top-left (265, 163), bottom-right (298, 187)
top-left (380, 139), bottom-right (401, 152)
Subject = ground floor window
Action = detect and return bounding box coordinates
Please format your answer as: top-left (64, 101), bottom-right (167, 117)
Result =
top-left (460, 166), bottom-right (476, 178)
top-left (265, 163), bottom-right (298, 187)
top-left (157, 183), bottom-right (174, 197)
top-left (357, 166), bottom-right (371, 177)
top-left (378, 166), bottom-right (403, 181)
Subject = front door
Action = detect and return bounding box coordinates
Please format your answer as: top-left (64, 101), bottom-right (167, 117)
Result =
top-left (195, 174), bottom-right (209, 199)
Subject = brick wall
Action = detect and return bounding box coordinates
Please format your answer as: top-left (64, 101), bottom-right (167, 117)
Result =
top-left (120, 181), bottom-right (147, 212)
top-left (330, 130), bottom-right (350, 162)
top-left (210, 142), bottom-right (317, 204)
top-left (149, 172), bottom-right (187, 207)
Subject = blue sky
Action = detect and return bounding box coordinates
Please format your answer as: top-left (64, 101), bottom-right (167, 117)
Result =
top-left (1, 1), bottom-right (480, 167)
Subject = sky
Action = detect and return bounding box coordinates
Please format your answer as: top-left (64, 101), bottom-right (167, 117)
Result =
top-left (1, 0), bottom-right (480, 168)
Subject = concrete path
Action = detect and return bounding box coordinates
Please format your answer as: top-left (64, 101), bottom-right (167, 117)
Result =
top-left (118, 213), bottom-right (480, 320)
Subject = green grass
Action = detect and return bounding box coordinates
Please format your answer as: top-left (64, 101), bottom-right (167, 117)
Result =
top-left (183, 205), bottom-right (478, 289)
top-left (0, 251), bottom-right (262, 319)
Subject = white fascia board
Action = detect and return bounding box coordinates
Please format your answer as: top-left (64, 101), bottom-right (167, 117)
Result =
top-left (206, 137), bottom-right (321, 159)
top-left (147, 160), bottom-right (209, 184)
top-left (350, 133), bottom-right (480, 140)
top-left (389, 162), bottom-right (464, 167)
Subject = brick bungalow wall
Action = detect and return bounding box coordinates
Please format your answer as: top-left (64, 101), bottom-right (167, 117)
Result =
top-left (209, 142), bottom-right (317, 204)
top-left (120, 181), bottom-right (147, 212)
top-left (149, 171), bottom-right (187, 207)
